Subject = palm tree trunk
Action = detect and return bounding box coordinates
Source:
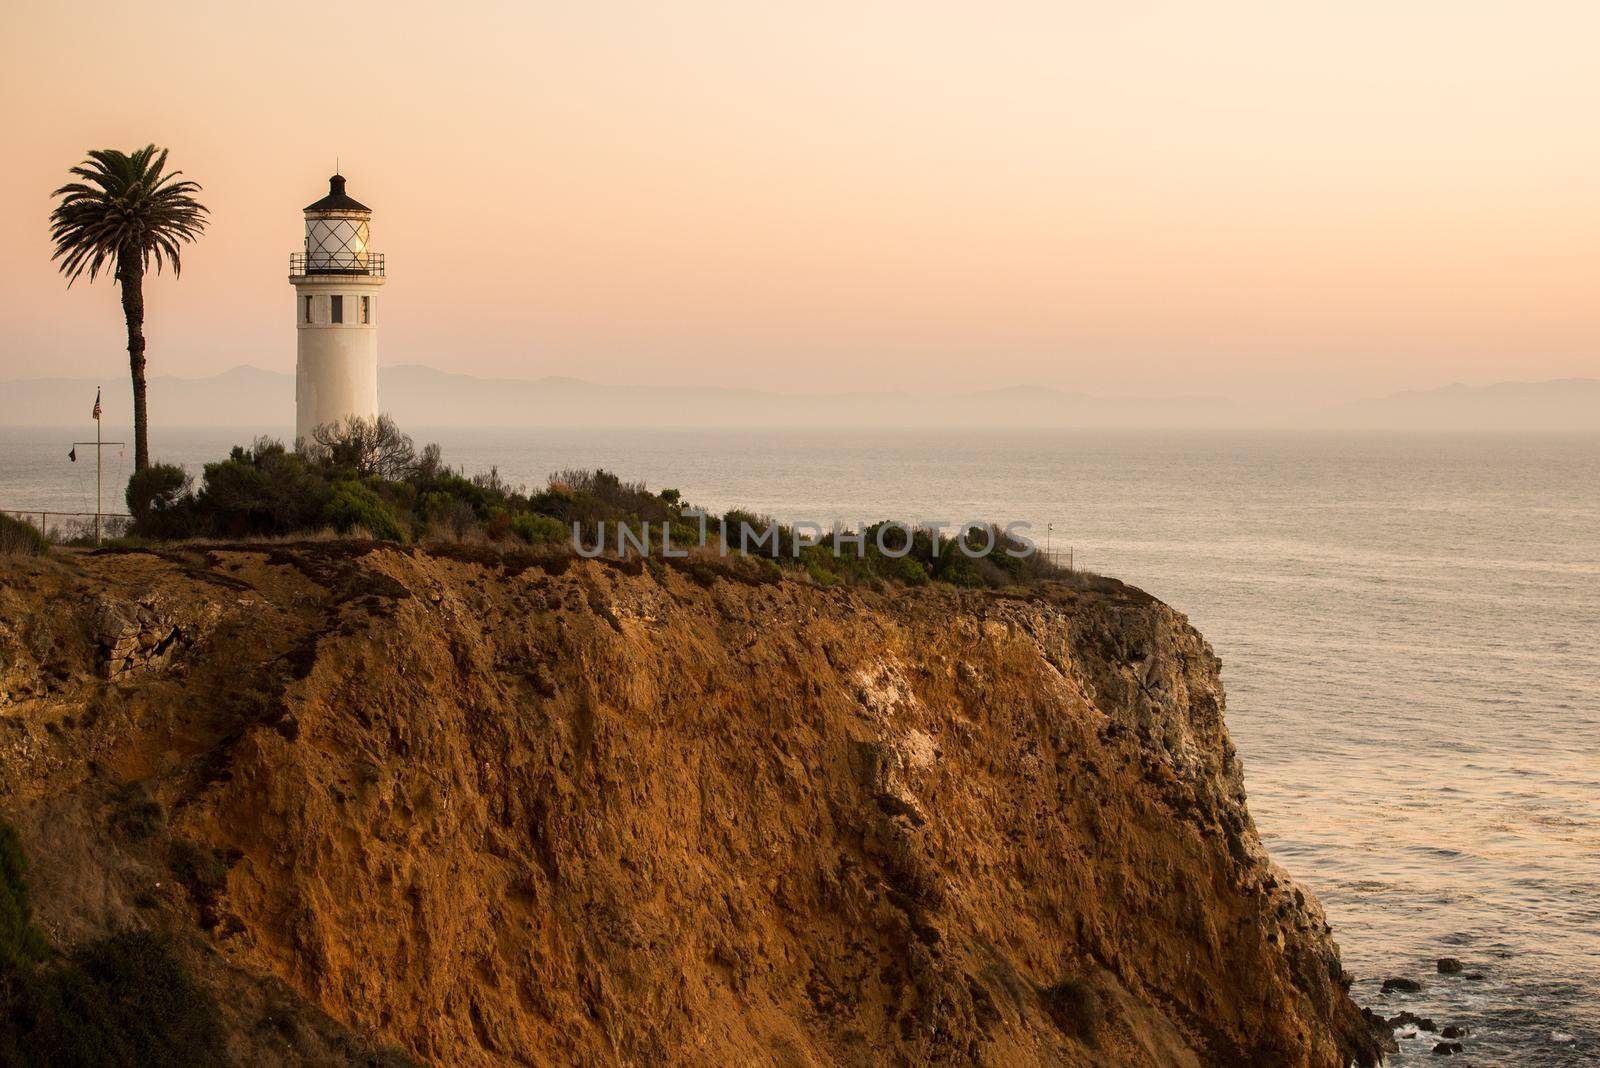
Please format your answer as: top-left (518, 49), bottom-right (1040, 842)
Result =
top-left (118, 259), bottom-right (149, 471)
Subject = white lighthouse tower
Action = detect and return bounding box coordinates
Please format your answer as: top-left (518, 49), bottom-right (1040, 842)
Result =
top-left (290, 174), bottom-right (385, 445)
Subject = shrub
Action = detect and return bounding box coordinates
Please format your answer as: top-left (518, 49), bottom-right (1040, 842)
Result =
top-left (305, 414), bottom-right (417, 480)
top-left (3, 931), bottom-right (228, 1066)
top-left (510, 513), bottom-right (567, 545)
top-left (932, 552), bottom-right (985, 588)
top-left (1041, 976), bottom-right (1103, 1044)
top-left (125, 464), bottom-right (191, 519)
top-left (2, 820), bottom-right (227, 1065)
top-left (483, 510), bottom-right (513, 542)
top-left (125, 464), bottom-right (193, 537)
top-left (721, 509), bottom-right (784, 557)
top-left (891, 556), bottom-right (930, 586)
top-left (804, 558), bottom-right (839, 586)
top-left (0, 819), bottom-right (49, 971)
top-left (324, 482), bottom-right (405, 542)
top-left (548, 468), bottom-right (671, 526)
top-left (0, 514), bottom-right (48, 557)
top-left (196, 439), bottom-right (331, 537)
top-left (416, 491), bottom-right (474, 540)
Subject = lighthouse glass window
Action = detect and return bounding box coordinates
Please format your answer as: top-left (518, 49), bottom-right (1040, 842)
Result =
top-left (330, 295), bottom-right (344, 324)
top-left (361, 296), bottom-right (370, 324)
top-left (307, 217), bottom-right (369, 271)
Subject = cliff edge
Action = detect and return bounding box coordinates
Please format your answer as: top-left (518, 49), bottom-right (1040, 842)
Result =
top-left (0, 544), bottom-right (1380, 1066)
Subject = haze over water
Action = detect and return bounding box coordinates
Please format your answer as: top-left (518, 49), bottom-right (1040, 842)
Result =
top-left (4, 426), bottom-right (1598, 1064)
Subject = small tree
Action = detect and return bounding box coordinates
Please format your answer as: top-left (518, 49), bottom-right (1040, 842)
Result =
top-left (0, 515), bottom-right (49, 557)
top-left (306, 415), bottom-right (417, 481)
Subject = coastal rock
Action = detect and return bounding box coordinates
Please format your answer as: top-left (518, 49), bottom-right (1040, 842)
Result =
top-left (1360, 1008), bottom-right (1401, 1055)
top-left (1437, 957), bottom-right (1463, 974)
top-left (87, 588), bottom-right (221, 679)
top-left (1381, 976), bottom-right (1424, 994)
top-left (1387, 1011), bottom-right (1437, 1032)
top-left (1432, 1040), bottom-right (1465, 1055)
top-left (0, 544), bottom-right (1384, 1068)
top-left (1440, 1025), bottom-right (1469, 1038)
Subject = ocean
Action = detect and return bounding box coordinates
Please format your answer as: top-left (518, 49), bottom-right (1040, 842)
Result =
top-left (4, 425), bottom-right (1598, 1065)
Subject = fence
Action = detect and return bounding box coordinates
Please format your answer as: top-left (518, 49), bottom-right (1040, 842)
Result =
top-left (1042, 548), bottom-right (1074, 572)
top-left (2, 509), bottom-right (132, 543)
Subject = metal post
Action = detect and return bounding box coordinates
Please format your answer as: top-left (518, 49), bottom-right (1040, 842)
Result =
top-left (95, 397), bottom-right (103, 546)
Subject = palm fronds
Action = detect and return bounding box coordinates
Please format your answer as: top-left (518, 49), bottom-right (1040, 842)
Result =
top-left (49, 144), bottom-right (209, 285)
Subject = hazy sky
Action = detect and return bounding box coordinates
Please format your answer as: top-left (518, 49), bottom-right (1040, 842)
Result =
top-left (2, 1), bottom-right (1597, 403)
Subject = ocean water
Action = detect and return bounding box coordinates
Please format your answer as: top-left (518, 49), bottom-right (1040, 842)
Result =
top-left (4, 426), bottom-right (1598, 1065)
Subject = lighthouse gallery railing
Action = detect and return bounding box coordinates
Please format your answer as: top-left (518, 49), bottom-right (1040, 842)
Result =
top-left (289, 252), bottom-right (384, 277)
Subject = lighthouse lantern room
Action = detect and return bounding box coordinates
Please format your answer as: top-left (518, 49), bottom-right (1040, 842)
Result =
top-left (290, 174), bottom-right (386, 444)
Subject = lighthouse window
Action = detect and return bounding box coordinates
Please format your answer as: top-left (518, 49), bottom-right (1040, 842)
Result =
top-left (330, 295), bottom-right (344, 324)
top-left (360, 296), bottom-right (370, 324)
top-left (303, 295), bottom-right (312, 323)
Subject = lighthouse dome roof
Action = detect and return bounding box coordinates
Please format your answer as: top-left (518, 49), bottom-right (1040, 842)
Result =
top-left (304, 174), bottom-right (370, 214)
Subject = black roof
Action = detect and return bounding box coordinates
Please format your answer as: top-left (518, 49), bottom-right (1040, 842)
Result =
top-left (304, 174), bottom-right (371, 213)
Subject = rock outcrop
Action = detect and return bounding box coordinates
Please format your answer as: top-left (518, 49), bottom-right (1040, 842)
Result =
top-left (0, 544), bottom-right (1381, 1066)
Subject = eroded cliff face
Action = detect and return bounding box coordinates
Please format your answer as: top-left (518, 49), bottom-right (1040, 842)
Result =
top-left (0, 545), bottom-right (1379, 1067)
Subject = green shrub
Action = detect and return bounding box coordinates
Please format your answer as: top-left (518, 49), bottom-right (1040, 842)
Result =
top-left (510, 513), bottom-right (567, 545)
top-left (933, 551), bottom-right (986, 588)
top-left (804, 558), bottom-right (839, 586)
top-left (545, 468), bottom-right (671, 529)
top-left (891, 556), bottom-right (930, 586)
top-left (0, 514), bottom-right (48, 557)
top-left (125, 463), bottom-right (191, 519)
top-left (0, 819), bottom-right (49, 970)
top-left (196, 439), bottom-right (331, 537)
top-left (722, 509), bottom-right (784, 557)
top-left (324, 482), bottom-right (405, 541)
top-left (2, 820), bottom-right (228, 1065)
top-left (3, 931), bottom-right (228, 1067)
top-left (418, 491), bottom-right (477, 539)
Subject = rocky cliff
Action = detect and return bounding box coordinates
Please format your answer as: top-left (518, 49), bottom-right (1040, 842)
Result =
top-left (0, 544), bottom-right (1380, 1067)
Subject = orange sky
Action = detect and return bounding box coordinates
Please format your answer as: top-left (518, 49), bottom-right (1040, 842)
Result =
top-left (1, 1), bottom-right (1597, 402)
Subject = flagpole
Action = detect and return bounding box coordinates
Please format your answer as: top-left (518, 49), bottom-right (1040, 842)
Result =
top-left (95, 385), bottom-right (102, 546)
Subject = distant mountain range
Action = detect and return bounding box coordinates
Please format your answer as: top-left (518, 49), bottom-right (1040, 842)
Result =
top-left (1317, 378), bottom-right (1600, 431)
top-left (0, 365), bottom-right (1594, 431)
top-left (0, 365), bottom-right (1237, 430)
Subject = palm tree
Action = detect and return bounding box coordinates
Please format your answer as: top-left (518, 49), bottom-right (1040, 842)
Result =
top-left (49, 145), bottom-right (208, 472)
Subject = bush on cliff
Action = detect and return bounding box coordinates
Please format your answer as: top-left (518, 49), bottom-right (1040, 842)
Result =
top-left (325, 482), bottom-right (406, 542)
top-left (8, 931), bottom-right (228, 1067)
top-left (191, 439), bottom-right (333, 537)
top-left (306, 414), bottom-right (419, 481)
top-left (125, 463), bottom-right (193, 538)
top-left (115, 417), bottom-right (1071, 590)
top-left (0, 818), bottom-right (228, 1066)
top-left (511, 513), bottom-right (566, 545)
top-left (0, 514), bottom-right (49, 557)
top-left (0, 820), bottom-right (49, 970)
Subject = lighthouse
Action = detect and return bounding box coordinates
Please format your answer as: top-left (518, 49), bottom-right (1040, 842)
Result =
top-left (290, 174), bottom-right (385, 445)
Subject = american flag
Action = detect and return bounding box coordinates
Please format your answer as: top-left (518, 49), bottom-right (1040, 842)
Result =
top-left (92, 388), bottom-right (101, 421)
